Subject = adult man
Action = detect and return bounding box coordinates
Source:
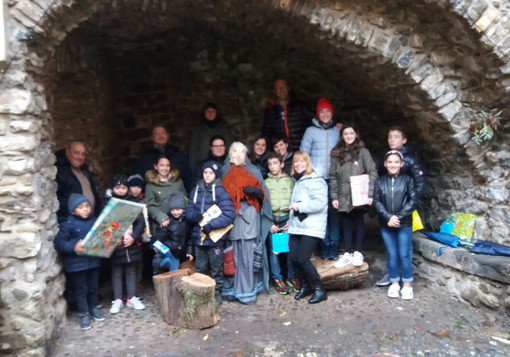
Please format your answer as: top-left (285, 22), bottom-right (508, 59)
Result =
top-left (262, 79), bottom-right (314, 153)
top-left (55, 141), bottom-right (101, 223)
top-left (132, 126), bottom-right (193, 193)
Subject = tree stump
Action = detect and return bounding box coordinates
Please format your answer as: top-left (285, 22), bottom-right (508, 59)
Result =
top-left (312, 258), bottom-right (369, 291)
top-left (152, 270), bottom-right (220, 329)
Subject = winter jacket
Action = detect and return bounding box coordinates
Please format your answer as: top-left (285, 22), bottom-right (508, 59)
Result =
top-left (374, 173), bottom-right (417, 227)
top-left (55, 149), bottom-right (101, 223)
top-left (377, 144), bottom-right (425, 199)
top-left (106, 196), bottom-right (145, 265)
top-left (250, 152), bottom-right (269, 179)
top-left (300, 118), bottom-right (340, 179)
top-left (54, 215), bottom-right (101, 273)
top-left (154, 215), bottom-right (193, 258)
top-left (185, 179), bottom-right (236, 247)
top-left (189, 118), bottom-right (232, 169)
top-left (288, 172), bottom-right (328, 239)
top-left (329, 147), bottom-right (378, 213)
top-left (281, 151), bottom-right (294, 176)
top-left (265, 172), bottom-right (294, 217)
top-left (262, 99), bottom-right (314, 153)
top-left (132, 144), bottom-right (193, 193)
top-left (144, 170), bottom-right (187, 225)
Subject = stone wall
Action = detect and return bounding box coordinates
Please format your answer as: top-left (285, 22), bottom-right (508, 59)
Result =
top-left (0, 0), bottom-right (509, 355)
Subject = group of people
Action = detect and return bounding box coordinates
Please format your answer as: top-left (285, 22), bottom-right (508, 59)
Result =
top-left (53, 78), bottom-right (425, 331)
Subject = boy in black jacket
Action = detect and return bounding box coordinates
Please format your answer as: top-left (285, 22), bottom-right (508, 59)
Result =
top-left (152, 192), bottom-right (193, 273)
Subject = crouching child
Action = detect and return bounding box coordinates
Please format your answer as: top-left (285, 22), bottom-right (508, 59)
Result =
top-left (152, 192), bottom-right (193, 273)
top-left (186, 161), bottom-right (236, 307)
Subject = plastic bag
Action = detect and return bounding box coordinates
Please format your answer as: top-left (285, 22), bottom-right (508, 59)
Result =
top-left (412, 210), bottom-right (424, 232)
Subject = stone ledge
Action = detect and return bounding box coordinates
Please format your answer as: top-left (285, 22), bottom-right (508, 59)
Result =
top-left (413, 232), bottom-right (510, 285)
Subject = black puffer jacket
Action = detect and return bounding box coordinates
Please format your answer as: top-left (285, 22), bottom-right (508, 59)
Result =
top-left (378, 144), bottom-right (425, 199)
top-left (373, 173), bottom-right (417, 227)
top-left (262, 99), bottom-right (314, 153)
top-left (154, 216), bottom-right (192, 258)
top-left (55, 149), bottom-right (101, 223)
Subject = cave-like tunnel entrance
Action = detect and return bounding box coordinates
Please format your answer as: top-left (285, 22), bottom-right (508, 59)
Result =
top-left (1, 0), bottom-right (510, 355)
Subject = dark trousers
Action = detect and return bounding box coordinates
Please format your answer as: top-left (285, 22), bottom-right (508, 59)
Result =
top-left (68, 268), bottom-right (99, 316)
top-left (340, 208), bottom-right (365, 253)
top-left (195, 246), bottom-right (224, 297)
top-left (111, 262), bottom-right (137, 300)
top-left (289, 234), bottom-right (321, 287)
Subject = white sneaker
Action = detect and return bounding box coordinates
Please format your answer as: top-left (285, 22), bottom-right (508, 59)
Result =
top-left (401, 286), bottom-right (414, 300)
top-left (127, 296), bottom-right (145, 310)
top-left (387, 284), bottom-right (400, 298)
top-left (110, 299), bottom-right (123, 314)
top-left (352, 251), bottom-right (364, 267)
top-left (334, 252), bottom-right (353, 268)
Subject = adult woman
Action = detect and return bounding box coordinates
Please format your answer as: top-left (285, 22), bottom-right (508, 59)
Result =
top-left (374, 150), bottom-right (417, 299)
top-left (288, 151), bottom-right (328, 304)
top-left (189, 103), bottom-right (232, 169)
top-left (249, 136), bottom-right (269, 179)
top-left (221, 142), bottom-right (273, 304)
top-left (329, 124), bottom-right (377, 268)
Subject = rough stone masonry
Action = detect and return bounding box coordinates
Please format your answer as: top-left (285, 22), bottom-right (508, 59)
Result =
top-left (0, 0), bottom-right (509, 356)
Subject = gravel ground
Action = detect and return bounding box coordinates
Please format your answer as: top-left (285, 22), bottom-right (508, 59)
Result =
top-left (50, 252), bottom-right (510, 357)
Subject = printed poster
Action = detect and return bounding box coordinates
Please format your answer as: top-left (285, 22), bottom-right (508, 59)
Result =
top-left (79, 198), bottom-right (145, 258)
top-left (350, 174), bottom-right (369, 207)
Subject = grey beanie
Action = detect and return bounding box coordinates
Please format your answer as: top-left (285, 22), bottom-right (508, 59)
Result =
top-left (168, 192), bottom-right (186, 210)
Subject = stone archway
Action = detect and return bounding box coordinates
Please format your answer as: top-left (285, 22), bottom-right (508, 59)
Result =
top-left (0, 0), bottom-right (509, 355)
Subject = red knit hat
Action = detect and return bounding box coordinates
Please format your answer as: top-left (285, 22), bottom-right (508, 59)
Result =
top-left (316, 97), bottom-right (334, 117)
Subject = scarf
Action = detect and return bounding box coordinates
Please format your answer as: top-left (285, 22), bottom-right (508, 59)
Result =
top-left (222, 164), bottom-right (263, 213)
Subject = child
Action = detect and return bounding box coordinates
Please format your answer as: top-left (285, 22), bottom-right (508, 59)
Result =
top-left (272, 136), bottom-right (293, 175)
top-left (300, 97), bottom-right (341, 260)
top-left (145, 154), bottom-right (187, 232)
top-left (54, 194), bottom-right (105, 330)
top-left (107, 175), bottom-right (146, 314)
top-left (186, 161), bottom-right (235, 307)
top-left (374, 150), bottom-right (417, 299)
top-left (376, 126), bottom-right (425, 286)
top-left (329, 124), bottom-right (378, 268)
top-left (264, 152), bottom-right (298, 294)
top-left (152, 192), bottom-right (193, 273)
top-left (127, 174), bottom-right (145, 202)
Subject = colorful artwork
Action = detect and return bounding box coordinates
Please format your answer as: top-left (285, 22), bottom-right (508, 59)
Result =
top-left (452, 212), bottom-right (477, 242)
top-left (79, 198), bottom-right (145, 257)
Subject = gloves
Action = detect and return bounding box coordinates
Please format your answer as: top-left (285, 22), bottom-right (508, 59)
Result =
top-left (296, 211), bottom-right (308, 222)
top-left (192, 213), bottom-right (203, 223)
top-left (243, 185), bottom-right (264, 201)
top-left (202, 224), bottom-right (213, 235)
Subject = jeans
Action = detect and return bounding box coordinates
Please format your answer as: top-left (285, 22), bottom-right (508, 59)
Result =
top-left (269, 249), bottom-right (295, 281)
top-left (68, 268), bottom-right (99, 316)
top-left (380, 226), bottom-right (413, 283)
top-left (152, 251), bottom-right (180, 274)
top-left (320, 203), bottom-right (342, 259)
top-left (289, 234), bottom-right (322, 287)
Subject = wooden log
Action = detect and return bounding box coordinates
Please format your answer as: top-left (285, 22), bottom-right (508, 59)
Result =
top-left (175, 273), bottom-right (220, 329)
top-left (152, 270), bottom-right (220, 329)
top-left (152, 269), bottom-right (191, 325)
top-left (312, 258), bottom-right (369, 291)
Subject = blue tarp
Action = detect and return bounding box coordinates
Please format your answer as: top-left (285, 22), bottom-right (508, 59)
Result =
top-left (469, 240), bottom-right (510, 257)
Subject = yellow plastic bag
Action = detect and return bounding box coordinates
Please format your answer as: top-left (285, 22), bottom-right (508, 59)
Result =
top-left (412, 210), bottom-right (424, 232)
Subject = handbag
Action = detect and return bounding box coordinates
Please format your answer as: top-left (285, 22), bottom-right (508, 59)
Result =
top-left (412, 210), bottom-right (424, 232)
top-left (271, 231), bottom-right (290, 253)
top-left (223, 245), bottom-right (235, 276)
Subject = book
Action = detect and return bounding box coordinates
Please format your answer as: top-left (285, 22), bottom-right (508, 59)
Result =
top-left (153, 240), bottom-right (170, 255)
top-left (198, 204), bottom-right (233, 243)
top-left (199, 204), bottom-right (222, 226)
top-left (350, 174), bottom-right (369, 207)
top-left (79, 198), bottom-right (145, 258)
top-left (207, 224), bottom-right (234, 243)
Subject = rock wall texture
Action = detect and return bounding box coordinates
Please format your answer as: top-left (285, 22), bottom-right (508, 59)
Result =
top-left (0, 0), bottom-right (509, 355)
